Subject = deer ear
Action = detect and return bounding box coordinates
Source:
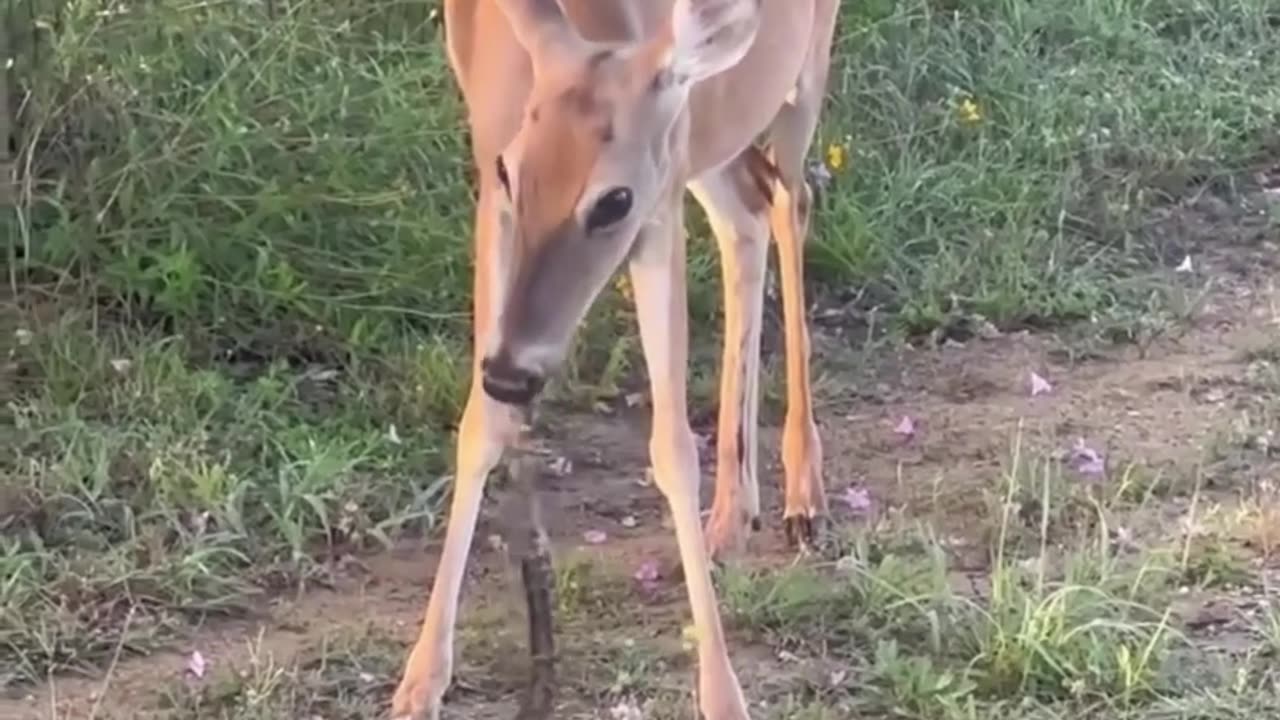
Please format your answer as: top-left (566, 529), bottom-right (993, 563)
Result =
top-left (665, 0), bottom-right (761, 85)
top-left (495, 0), bottom-right (582, 59)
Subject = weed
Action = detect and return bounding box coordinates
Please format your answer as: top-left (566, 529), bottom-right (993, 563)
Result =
top-left (159, 627), bottom-right (399, 720)
top-left (1177, 537), bottom-right (1257, 590)
top-left (553, 550), bottom-right (635, 623)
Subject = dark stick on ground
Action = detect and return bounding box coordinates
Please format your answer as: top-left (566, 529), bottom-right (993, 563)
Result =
top-left (506, 415), bottom-right (557, 720)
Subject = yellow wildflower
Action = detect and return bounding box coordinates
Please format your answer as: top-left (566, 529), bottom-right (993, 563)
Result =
top-left (957, 97), bottom-right (982, 125)
top-left (614, 274), bottom-right (633, 301)
top-left (825, 142), bottom-right (847, 172)
top-left (681, 623), bottom-right (698, 652)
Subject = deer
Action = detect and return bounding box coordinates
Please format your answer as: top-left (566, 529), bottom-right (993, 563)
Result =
top-left (391, 0), bottom-right (839, 717)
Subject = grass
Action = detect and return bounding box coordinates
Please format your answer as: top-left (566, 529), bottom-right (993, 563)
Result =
top-left (812, 0), bottom-right (1280, 333)
top-left (130, 440), bottom-right (1280, 720)
top-left (707, 443), bottom-right (1280, 720)
top-left (10, 0), bottom-right (1280, 346)
top-left (155, 627), bottom-right (403, 720)
top-left (1, 309), bottom-right (449, 686)
top-left (4, 0), bottom-right (1280, 712)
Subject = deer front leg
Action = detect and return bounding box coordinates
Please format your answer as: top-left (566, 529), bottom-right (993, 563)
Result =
top-left (392, 182), bottom-right (515, 720)
top-left (629, 194), bottom-right (750, 719)
top-left (689, 153), bottom-right (773, 562)
top-left (392, 389), bottom-right (515, 720)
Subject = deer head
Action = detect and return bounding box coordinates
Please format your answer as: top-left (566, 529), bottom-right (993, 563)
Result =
top-left (478, 0), bottom-right (762, 405)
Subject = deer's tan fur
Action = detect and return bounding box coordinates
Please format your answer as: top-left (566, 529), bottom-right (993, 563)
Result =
top-left (392, 2), bottom-right (839, 717)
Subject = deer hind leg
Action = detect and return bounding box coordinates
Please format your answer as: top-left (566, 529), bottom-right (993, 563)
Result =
top-left (770, 147), bottom-right (826, 550)
top-left (768, 6), bottom-right (837, 550)
top-left (630, 187), bottom-right (749, 719)
top-left (689, 151), bottom-right (775, 561)
top-left (392, 177), bottom-right (517, 720)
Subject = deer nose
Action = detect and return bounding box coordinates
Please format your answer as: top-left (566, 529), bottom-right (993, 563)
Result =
top-left (480, 353), bottom-right (545, 406)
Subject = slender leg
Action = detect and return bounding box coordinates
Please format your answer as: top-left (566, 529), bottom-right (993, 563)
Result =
top-left (629, 188), bottom-right (749, 719)
top-left (392, 181), bottom-right (517, 720)
top-left (767, 10), bottom-right (837, 547)
top-left (689, 152), bottom-right (773, 561)
top-left (770, 173), bottom-right (826, 548)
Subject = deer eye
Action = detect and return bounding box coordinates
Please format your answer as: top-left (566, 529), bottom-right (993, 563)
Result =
top-left (586, 187), bottom-right (633, 232)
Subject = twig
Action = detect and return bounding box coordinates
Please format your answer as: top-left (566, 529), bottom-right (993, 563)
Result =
top-left (506, 413), bottom-right (557, 720)
top-left (88, 605), bottom-right (135, 720)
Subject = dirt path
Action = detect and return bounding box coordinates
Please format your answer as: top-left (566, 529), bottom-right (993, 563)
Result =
top-left (4, 254), bottom-right (1279, 719)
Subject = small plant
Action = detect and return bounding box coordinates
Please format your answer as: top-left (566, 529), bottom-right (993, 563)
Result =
top-left (1178, 536), bottom-right (1257, 590)
top-left (159, 627), bottom-right (400, 719)
top-left (869, 638), bottom-right (978, 719)
top-left (957, 560), bottom-right (1178, 705)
